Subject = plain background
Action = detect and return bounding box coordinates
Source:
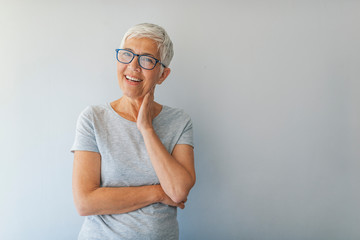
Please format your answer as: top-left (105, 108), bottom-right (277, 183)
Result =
top-left (1, 0), bottom-right (359, 239)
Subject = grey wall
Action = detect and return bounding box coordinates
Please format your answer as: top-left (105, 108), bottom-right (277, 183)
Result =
top-left (1, 0), bottom-right (359, 239)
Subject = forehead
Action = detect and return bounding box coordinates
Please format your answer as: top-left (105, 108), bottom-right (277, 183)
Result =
top-left (123, 37), bottom-right (159, 57)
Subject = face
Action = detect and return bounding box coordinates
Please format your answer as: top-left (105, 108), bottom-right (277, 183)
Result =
top-left (117, 37), bottom-right (170, 100)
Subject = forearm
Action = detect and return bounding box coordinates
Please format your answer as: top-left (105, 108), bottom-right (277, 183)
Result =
top-left (75, 185), bottom-right (162, 216)
top-left (141, 129), bottom-right (194, 203)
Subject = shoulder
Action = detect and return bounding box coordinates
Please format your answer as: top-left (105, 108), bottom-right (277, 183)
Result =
top-left (160, 105), bottom-right (192, 122)
top-left (80, 104), bottom-right (108, 115)
top-left (155, 105), bottom-right (192, 130)
top-left (78, 104), bottom-right (110, 122)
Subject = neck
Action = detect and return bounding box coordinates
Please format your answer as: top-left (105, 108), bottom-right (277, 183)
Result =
top-left (111, 96), bottom-right (161, 122)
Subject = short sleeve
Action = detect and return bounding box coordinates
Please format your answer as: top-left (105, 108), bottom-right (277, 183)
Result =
top-left (70, 106), bottom-right (99, 153)
top-left (176, 117), bottom-right (194, 148)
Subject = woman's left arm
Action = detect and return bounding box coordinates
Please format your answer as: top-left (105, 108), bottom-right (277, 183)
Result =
top-left (137, 89), bottom-right (196, 203)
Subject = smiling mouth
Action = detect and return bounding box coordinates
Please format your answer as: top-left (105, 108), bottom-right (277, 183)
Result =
top-left (125, 75), bottom-right (143, 83)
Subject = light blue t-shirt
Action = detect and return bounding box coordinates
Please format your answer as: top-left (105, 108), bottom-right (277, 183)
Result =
top-left (71, 103), bottom-right (194, 240)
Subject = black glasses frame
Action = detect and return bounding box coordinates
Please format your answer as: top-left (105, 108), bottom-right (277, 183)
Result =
top-left (115, 49), bottom-right (166, 70)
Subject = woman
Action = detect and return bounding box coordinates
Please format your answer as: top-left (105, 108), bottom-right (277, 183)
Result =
top-left (71, 23), bottom-right (196, 240)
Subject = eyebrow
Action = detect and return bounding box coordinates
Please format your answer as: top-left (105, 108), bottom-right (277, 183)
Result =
top-left (124, 48), bottom-right (156, 57)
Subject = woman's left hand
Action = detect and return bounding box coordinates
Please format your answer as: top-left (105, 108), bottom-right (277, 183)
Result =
top-left (137, 87), bottom-right (155, 132)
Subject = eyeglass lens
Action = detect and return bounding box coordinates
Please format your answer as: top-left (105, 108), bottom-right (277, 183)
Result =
top-left (117, 50), bottom-right (157, 70)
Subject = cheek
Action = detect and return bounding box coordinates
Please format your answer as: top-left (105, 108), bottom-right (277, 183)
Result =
top-left (147, 69), bottom-right (162, 84)
top-left (116, 65), bottom-right (126, 87)
top-left (148, 76), bottom-right (160, 86)
top-left (117, 62), bottom-right (126, 75)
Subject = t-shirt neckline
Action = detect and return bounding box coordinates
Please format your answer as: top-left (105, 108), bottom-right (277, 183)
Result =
top-left (106, 102), bottom-right (165, 124)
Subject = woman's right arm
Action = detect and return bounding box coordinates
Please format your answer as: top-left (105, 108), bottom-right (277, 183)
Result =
top-left (72, 151), bottom-right (184, 216)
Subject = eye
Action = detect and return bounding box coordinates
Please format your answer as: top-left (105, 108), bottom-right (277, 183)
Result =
top-left (117, 50), bottom-right (134, 63)
top-left (120, 51), bottom-right (132, 57)
top-left (142, 56), bottom-right (156, 64)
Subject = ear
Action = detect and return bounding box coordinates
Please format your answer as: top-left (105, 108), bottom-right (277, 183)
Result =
top-left (157, 67), bottom-right (171, 85)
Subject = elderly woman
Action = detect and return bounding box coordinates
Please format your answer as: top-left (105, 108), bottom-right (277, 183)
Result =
top-left (71, 23), bottom-right (195, 240)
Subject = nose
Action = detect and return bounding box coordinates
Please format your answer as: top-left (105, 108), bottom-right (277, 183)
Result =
top-left (128, 55), bottom-right (141, 71)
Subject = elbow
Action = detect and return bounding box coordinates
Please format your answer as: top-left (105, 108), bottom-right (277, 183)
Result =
top-left (77, 208), bottom-right (88, 217)
top-left (74, 192), bottom-right (95, 216)
top-left (171, 193), bottom-right (188, 204)
top-left (169, 180), bottom-right (196, 204)
top-left (74, 198), bottom-right (91, 216)
top-left (76, 204), bottom-right (92, 217)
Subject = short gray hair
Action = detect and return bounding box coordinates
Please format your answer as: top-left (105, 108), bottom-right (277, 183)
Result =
top-left (120, 23), bottom-right (174, 68)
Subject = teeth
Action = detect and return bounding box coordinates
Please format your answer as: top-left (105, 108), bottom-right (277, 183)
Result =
top-left (126, 76), bottom-right (142, 82)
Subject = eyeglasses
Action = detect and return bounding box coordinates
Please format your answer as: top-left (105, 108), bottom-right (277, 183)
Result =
top-left (115, 49), bottom-right (166, 70)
